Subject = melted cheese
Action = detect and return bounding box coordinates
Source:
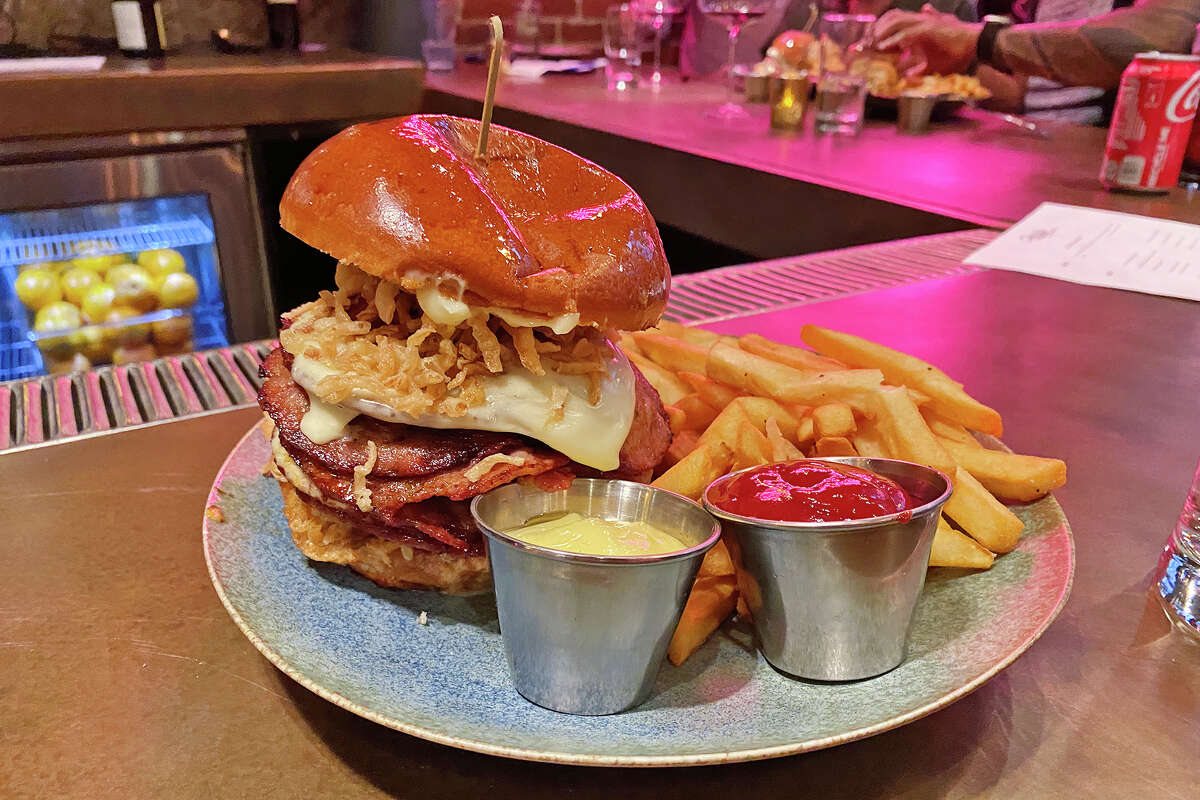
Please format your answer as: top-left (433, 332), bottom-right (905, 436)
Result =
top-left (300, 393), bottom-right (360, 444)
top-left (406, 271), bottom-right (581, 334)
top-left (291, 346), bottom-right (636, 471)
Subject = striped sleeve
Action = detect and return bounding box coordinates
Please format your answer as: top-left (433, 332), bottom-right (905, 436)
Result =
top-left (994, 0), bottom-right (1200, 88)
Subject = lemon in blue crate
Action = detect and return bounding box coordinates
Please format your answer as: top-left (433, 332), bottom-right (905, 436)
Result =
top-left (137, 248), bottom-right (187, 278)
top-left (60, 266), bottom-right (104, 306)
top-left (107, 263), bottom-right (158, 313)
top-left (14, 267), bottom-right (62, 311)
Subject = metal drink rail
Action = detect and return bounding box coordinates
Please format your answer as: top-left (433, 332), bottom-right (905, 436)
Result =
top-left (0, 229), bottom-right (998, 452)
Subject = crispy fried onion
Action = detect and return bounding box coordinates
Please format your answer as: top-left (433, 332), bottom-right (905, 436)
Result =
top-left (352, 440), bottom-right (378, 512)
top-left (280, 263), bottom-right (613, 415)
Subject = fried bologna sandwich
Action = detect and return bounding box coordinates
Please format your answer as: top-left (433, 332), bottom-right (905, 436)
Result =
top-left (259, 115), bottom-right (673, 594)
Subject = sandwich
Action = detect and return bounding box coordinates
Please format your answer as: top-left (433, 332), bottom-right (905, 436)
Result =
top-left (258, 114), bottom-right (673, 594)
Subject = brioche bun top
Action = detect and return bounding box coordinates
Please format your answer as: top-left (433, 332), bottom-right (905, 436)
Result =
top-left (279, 115), bottom-right (670, 331)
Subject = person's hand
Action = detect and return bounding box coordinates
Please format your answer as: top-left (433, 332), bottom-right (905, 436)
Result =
top-left (871, 4), bottom-right (982, 76)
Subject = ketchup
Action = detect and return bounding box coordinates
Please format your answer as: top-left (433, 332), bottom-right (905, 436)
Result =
top-left (708, 460), bottom-right (914, 523)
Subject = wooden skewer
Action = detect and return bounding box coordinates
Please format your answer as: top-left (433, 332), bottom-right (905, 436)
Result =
top-left (475, 16), bottom-right (505, 161)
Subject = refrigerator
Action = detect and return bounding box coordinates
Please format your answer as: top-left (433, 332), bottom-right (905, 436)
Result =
top-left (0, 130), bottom-right (275, 381)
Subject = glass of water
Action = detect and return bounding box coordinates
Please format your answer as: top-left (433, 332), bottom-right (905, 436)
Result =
top-left (603, 4), bottom-right (642, 90)
top-left (1154, 458), bottom-right (1200, 640)
top-left (815, 12), bottom-right (874, 135)
top-left (421, 0), bottom-right (463, 72)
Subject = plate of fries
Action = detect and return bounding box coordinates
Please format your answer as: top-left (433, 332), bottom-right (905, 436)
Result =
top-left (203, 323), bottom-right (1073, 767)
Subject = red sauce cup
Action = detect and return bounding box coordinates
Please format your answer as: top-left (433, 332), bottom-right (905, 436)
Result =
top-left (703, 457), bottom-right (952, 681)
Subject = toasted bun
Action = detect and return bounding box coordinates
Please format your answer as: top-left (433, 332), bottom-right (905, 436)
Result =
top-left (280, 115), bottom-right (670, 331)
top-left (278, 480), bottom-right (491, 595)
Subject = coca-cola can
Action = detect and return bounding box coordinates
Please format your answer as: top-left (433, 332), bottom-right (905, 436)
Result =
top-left (1180, 26), bottom-right (1200, 185)
top-left (1101, 51), bottom-right (1200, 193)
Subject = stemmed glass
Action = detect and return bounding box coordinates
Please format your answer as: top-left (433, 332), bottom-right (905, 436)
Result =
top-left (697, 0), bottom-right (781, 120)
top-left (632, 0), bottom-right (686, 86)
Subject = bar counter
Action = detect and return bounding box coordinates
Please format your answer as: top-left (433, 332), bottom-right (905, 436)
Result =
top-left (1, 51), bottom-right (423, 139)
top-left (2, 232), bottom-right (1198, 797)
top-left (424, 67), bottom-right (1200, 256)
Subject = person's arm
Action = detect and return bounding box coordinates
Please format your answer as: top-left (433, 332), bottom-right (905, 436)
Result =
top-left (874, 0), bottom-right (1200, 89)
top-left (993, 0), bottom-right (1200, 88)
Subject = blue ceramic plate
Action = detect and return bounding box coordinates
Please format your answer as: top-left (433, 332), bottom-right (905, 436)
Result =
top-left (203, 424), bottom-right (1074, 767)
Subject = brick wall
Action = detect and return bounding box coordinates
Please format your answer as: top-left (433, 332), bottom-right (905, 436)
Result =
top-left (458, 0), bottom-right (611, 56)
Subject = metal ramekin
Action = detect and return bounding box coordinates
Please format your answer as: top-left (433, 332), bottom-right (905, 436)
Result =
top-left (703, 457), bottom-right (952, 681)
top-left (471, 478), bottom-right (721, 715)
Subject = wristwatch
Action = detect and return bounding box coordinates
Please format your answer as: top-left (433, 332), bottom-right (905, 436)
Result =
top-left (976, 14), bottom-right (1012, 68)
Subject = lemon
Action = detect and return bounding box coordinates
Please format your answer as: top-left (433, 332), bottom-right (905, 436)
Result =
top-left (14, 269), bottom-right (62, 311)
top-left (112, 343), bottom-right (157, 365)
top-left (108, 264), bottom-right (158, 313)
top-left (60, 267), bottom-right (103, 306)
top-left (105, 307), bottom-right (151, 346)
top-left (137, 248), bottom-right (186, 277)
top-left (151, 315), bottom-right (193, 348)
top-left (19, 261), bottom-right (68, 273)
top-left (34, 301), bottom-right (83, 333)
top-left (80, 283), bottom-right (117, 323)
top-left (157, 272), bottom-right (199, 309)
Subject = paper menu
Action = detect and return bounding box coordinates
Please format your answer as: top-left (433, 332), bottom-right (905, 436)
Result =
top-left (965, 202), bottom-right (1200, 302)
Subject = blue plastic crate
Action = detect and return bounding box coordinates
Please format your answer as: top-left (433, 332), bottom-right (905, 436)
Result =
top-left (0, 196), bottom-right (231, 380)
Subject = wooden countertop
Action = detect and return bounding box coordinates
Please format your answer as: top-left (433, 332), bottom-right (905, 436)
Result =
top-left (0, 50), bottom-right (424, 139)
top-left (424, 67), bottom-right (1200, 254)
top-left (3, 239), bottom-right (1199, 795)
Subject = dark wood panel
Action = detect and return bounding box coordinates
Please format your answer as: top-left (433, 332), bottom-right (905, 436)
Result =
top-left (1, 52), bottom-right (425, 138)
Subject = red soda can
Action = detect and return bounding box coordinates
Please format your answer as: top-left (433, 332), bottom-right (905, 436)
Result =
top-left (1101, 52), bottom-right (1200, 193)
top-left (1179, 26), bottom-right (1200, 185)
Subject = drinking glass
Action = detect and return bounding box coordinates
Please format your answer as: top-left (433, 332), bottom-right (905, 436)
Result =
top-left (814, 12), bottom-right (874, 134)
top-left (697, 0), bottom-right (782, 120)
top-left (421, 0), bottom-right (463, 71)
top-left (604, 4), bottom-right (642, 90)
top-left (632, 0), bottom-right (686, 87)
top-left (1154, 458), bottom-right (1200, 640)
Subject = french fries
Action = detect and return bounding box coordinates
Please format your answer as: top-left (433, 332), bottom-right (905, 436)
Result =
top-left (738, 333), bottom-right (846, 373)
top-left (667, 574), bottom-right (737, 666)
top-left (942, 466), bottom-right (1024, 554)
top-left (627, 350), bottom-right (689, 405)
top-left (679, 371), bottom-right (742, 409)
top-left (871, 386), bottom-right (957, 478)
top-left (708, 342), bottom-right (883, 411)
top-left (654, 319), bottom-right (734, 348)
top-left (812, 402), bottom-right (856, 439)
top-left (626, 322), bottom-right (1065, 665)
top-left (633, 332), bottom-right (711, 375)
top-left (765, 418), bottom-right (804, 461)
top-left (930, 516), bottom-right (995, 569)
top-left (801, 325), bottom-right (1003, 436)
top-left (814, 436), bottom-right (857, 457)
top-left (939, 440), bottom-right (1067, 502)
top-left (673, 393), bottom-right (719, 432)
top-left (652, 439), bottom-right (733, 501)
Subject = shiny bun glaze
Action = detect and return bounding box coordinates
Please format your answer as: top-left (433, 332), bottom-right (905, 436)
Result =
top-left (280, 115), bottom-right (671, 332)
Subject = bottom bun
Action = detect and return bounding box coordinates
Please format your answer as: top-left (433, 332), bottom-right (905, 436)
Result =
top-left (278, 480), bottom-right (492, 595)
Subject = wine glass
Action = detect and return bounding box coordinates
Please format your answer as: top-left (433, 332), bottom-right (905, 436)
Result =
top-left (697, 0), bottom-right (781, 120)
top-left (632, 0), bottom-right (686, 87)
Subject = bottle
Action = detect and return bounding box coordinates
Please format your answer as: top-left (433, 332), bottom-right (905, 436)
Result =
top-left (110, 0), bottom-right (166, 58)
top-left (514, 0), bottom-right (541, 56)
top-left (266, 0), bottom-right (301, 51)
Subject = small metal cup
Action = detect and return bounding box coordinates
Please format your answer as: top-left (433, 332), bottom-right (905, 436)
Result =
top-left (704, 458), bottom-right (952, 681)
top-left (896, 92), bottom-right (942, 134)
top-left (471, 479), bottom-right (720, 715)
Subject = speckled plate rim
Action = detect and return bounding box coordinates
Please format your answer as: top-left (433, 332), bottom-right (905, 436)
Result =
top-left (203, 423), bottom-right (1075, 768)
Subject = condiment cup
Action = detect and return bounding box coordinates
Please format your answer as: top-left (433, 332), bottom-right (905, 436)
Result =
top-left (703, 457), bottom-right (952, 681)
top-left (471, 479), bottom-right (720, 715)
top-left (896, 92), bottom-right (942, 134)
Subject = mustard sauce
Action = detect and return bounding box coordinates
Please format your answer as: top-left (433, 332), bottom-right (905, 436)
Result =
top-left (505, 512), bottom-right (689, 556)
